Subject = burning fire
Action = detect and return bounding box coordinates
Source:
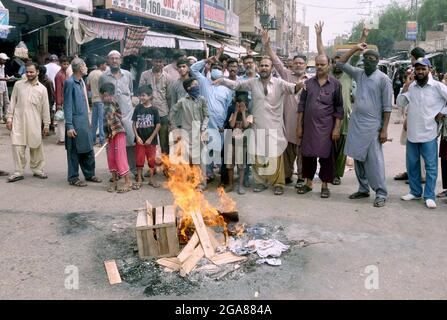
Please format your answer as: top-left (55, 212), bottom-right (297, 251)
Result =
top-left (161, 141), bottom-right (237, 242)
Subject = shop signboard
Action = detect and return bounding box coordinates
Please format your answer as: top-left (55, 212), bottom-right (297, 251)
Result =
top-left (406, 21), bottom-right (418, 41)
top-left (201, 0), bottom-right (225, 33)
top-left (105, 0), bottom-right (201, 29)
top-left (225, 10), bottom-right (239, 37)
top-left (39, 0), bottom-right (93, 12)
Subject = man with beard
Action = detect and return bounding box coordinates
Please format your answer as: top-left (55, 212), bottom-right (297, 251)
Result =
top-left (99, 51), bottom-right (136, 176)
top-left (218, 57), bottom-right (304, 195)
top-left (397, 58), bottom-right (447, 209)
top-left (6, 62), bottom-right (50, 183)
top-left (140, 51), bottom-right (172, 155)
top-left (190, 51), bottom-right (234, 182)
top-left (64, 58), bottom-right (102, 187)
top-left (338, 43), bottom-right (393, 208)
top-left (263, 29), bottom-right (307, 187)
top-left (296, 54), bottom-right (343, 198)
top-left (316, 22), bottom-right (369, 185)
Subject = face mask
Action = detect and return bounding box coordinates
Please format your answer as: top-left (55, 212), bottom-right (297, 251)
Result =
top-left (211, 69), bottom-right (223, 80)
top-left (188, 86), bottom-right (200, 99)
top-left (363, 59), bottom-right (378, 75)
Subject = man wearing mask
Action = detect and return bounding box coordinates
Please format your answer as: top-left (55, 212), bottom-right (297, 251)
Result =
top-left (140, 50), bottom-right (172, 155)
top-left (217, 57), bottom-right (305, 195)
top-left (398, 58), bottom-right (447, 209)
top-left (338, 44), bottom-right (393, 208)
top-left (190, 51), bottom-right (234, 182)
top-left (6, 62), bottom-right (50, 183)
top-left (99, 50), bottom-right (136, 176)
top-left (64, 58), bottom-right (102, 187)
top-left (316, 22), bottom-right (369, 185)
top-left (263, 29), bottom-right (307, 188)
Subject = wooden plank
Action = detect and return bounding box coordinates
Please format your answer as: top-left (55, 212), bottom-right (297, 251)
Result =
top-left (180, 244), bottom-right (205, 277)
top-left (166, 226), bottom-right (180, 256)
top-left (190, 211), bottom-right (215, 259)
top-left (156, 257), bottom-right (182, 271)
top-left (104, 260), bottom-right (122, 285)
top-left (136, 210), bottom-right (147, 229)
top-left (207, 228), bottom-right (221, 250)
top-left (146, 201), bottom-right (153, 226)
top-left (210, 252), bottom-right (247, 266)
top-left (157, 227), bottom-right (169, 255)
top-left (163, 205), bottom-right (175, 224)
top-left (155, 207), bottom-right (163, 225)
top-left (147, 229), bottom-right (159, 257)
top-left (136, 230), bottom-right (145, 259)
top-left (177, 232), bottom-right (199, 263)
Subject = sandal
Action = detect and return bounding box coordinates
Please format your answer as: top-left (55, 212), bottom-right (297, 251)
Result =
top-left (297, 185), bottom-right (312, 194)
top-left (148, 179), bottom-right (161, 188)
top-left (374, 198), bottom-right (386, 208)
top-left (349, 192), bottom-right (370, 199)
top-left (86, 176), bottom-right (102, 183)
top-left (132, 183), bottom-right (142, 190)
top-left (70, 179), bottom-right (87, 187)
top-left (253, 184), bottom-right (268, 193)
top-left (274, 186), bottom-right (284, 195)
top-left (107, 182), bottom-right (117, 193)
top-left (117, 184), bottom-right (133, 193)
top-left (321, 188), bottom-right (330, 198)
top-left (437, 190), bottom-right (447, 198)
top-left (0, 170), bottom-right (9, 177)
top-left (7, 174), bottom-right (24, 183)
top-left (33, 173), bottom-right (48, 179)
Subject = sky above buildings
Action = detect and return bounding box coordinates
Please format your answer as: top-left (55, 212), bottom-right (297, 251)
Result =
top-left (298, 0), bottom-right (411, 51)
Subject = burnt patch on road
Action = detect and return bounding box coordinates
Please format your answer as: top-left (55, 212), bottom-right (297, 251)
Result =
top-left (61, 212), bottom-right (92, 235)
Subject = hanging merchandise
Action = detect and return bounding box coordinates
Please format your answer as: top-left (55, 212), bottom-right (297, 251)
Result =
top-left (123, 26), bottom-right (149, 57)
top-left (0, 1), bottom-right (12, 40)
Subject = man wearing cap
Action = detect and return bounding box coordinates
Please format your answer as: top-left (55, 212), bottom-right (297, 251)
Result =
top-left (0, 53), bottom-right (11, 124)
top-left (338, 43), bottom-right (393, 207)
top-left (45, 55), bottom-right (61, 87)
top-left (99, 50), bottom-right (136, 176)
top-left (397, 58), bottom-right (447, 209)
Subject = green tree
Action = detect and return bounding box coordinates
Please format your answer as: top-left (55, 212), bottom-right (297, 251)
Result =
top-left (348, 2), bottom-right (411, 57)
top-left (417, 0), bottom-right (447, 40)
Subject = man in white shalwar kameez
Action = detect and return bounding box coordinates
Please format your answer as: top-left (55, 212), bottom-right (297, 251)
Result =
top-left (6, 62), bottom-right (50, 182)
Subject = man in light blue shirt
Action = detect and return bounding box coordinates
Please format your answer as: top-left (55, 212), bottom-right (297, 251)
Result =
top-left (397, 58), bottom-right (447, 209)
top-left (190, 57), bottom-right (234, 181)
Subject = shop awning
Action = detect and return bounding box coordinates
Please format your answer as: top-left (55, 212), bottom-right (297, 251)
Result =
top-left (185, 33), bottom-right (255, 57)
top-left (11, 0), bottom-right (128, 40)
top-left (142, 31), bottom-right (206, 50)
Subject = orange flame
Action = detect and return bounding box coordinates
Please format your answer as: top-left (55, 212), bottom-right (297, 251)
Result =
top-left (161, 141), bottom-right (230, 241)
top-left (217, 186), bottom-right (237, 213)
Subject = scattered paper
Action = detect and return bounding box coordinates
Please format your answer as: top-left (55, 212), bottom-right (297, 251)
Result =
top-left (256, 258), bottom-right (282, 266)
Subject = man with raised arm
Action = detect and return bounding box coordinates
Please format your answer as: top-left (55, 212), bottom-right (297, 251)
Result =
top-left (337, 43), bottom-right (393, 207)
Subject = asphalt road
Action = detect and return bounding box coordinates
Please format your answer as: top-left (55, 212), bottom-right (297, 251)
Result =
top-left (1, 110), bottom-right (447, 300)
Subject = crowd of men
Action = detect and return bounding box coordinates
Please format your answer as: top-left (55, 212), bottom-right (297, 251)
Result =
top-left (1, 21), bottom-right (447, 209)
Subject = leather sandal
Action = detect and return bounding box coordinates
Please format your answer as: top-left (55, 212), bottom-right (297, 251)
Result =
top-left (297, 185), bottom-right (312, 194)
top-left (321, 188), bottom-right (330, 198)
top-left (86, 176), bottom-right (102, 183)
top-left (7, 174), bottom-right (24, 183)
top-left (70, 179), bottom-right (87, 187)
top-left (349, 192), bottom-right (370, 199)
top-left (33, 173), bottom-right (48, 179)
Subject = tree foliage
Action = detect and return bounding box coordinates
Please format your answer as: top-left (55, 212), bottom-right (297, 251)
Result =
top-left (346, 0), bottom-right (447, 57)
top-left (418, 0), bottom-right (447, 40)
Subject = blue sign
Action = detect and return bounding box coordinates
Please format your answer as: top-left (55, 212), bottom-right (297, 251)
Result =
top-left (406, 21), bottom-right (418, 41)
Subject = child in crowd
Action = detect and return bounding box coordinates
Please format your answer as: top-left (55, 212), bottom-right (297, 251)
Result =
top-left (132, 85), bottom-right (161, 189)
top-left (226, 92), bottom-right (253, 194)
top-left (170, 78), bottom-right (209, 191)
top-left (100, 82), bottom-right (134, 193)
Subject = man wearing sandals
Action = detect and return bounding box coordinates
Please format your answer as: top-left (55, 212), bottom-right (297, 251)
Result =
top-left (217, 57), bottom-right (304, 195)
top-left (296, 54), bottom-right (344, 199)
top-left (64, 58), bottom-right (102, 187)
top-left (337, 44), bottom-right (392, 207)
top-left (6, 62), bottom-right (50, 183)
